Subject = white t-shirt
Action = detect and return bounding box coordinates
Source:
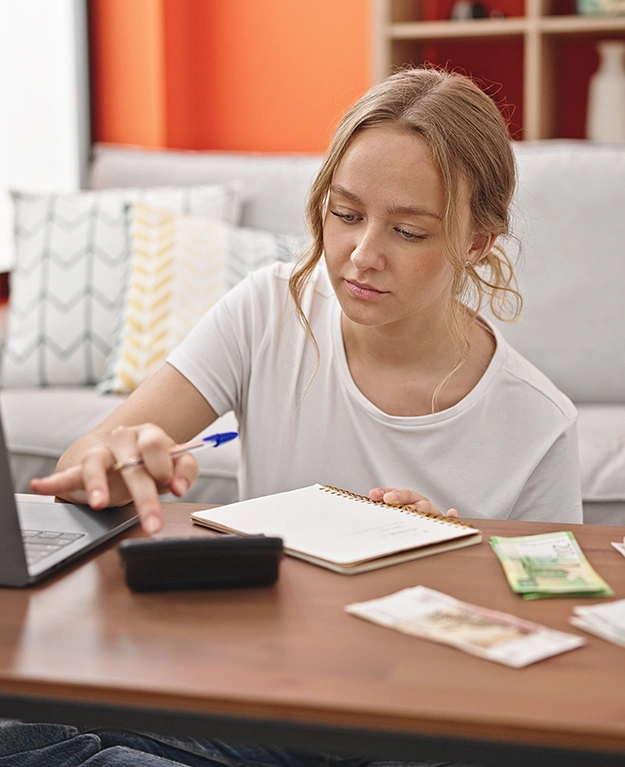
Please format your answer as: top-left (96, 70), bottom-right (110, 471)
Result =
top-left (168, 262), bottom-right (582, 523)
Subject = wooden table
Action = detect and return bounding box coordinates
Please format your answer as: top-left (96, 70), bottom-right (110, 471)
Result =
top-left (1, 503), bottom-right (625, 767)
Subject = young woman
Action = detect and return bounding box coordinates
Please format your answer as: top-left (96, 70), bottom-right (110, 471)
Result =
top-left (11, 65), bottom-right (582, 767)
top-left (31, 67), bottom-right (582, 531)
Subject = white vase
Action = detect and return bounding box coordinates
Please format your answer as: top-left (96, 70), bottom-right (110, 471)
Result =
top-left (586, 40), bottom-right (625, 142)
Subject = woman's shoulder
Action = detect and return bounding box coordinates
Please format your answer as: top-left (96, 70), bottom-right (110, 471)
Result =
top-left (221, 261), bottom-right (292, 308)
top-left (490, 326), bottom-right (577, 423)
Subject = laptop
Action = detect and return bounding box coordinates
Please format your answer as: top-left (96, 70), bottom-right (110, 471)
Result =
top-left (0, 410), bottom-right (139, 587)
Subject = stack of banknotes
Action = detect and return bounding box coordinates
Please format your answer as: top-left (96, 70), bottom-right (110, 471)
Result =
top-left (346, 585), bottom-right (586, 667)
top-left (489, 531), bottom-right (614, 599)
top-left (570, 598), bottom-right (625, 647)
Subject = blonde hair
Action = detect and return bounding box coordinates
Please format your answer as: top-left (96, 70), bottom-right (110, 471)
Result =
top-left (289, 66), bottom-right (522, 408)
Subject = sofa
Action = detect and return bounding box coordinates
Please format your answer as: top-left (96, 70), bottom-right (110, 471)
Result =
top-left (0, 140), bottom-right (623, 525)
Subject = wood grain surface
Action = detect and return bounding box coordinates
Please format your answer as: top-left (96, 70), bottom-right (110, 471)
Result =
top-left (1, 503), bottom-right (624, 756)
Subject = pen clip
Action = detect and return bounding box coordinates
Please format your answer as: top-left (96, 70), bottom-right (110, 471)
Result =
top-left (207, 431), bottom-right (238, 447)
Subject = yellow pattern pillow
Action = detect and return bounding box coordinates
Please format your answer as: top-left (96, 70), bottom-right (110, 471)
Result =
top-left (101, 203), bottom-right (227, 394)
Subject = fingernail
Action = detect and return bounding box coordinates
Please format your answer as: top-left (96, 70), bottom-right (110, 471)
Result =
top-left (389, 491), bottom-right (400, 502)
top-left (173, 476), bottom-right (190, 496)
top-left (144, 514), bottom-right (162, 535)
top-left (89, 489), bottom-right (103, 507)
top-left (414, 500), bottom-right (426, 510)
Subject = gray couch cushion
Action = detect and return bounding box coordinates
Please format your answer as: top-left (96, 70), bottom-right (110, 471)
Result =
top-left (577, 405), bottom-right (625, 502)
top-left (90, 143), bottom-right (323, 236)
top-left (491, 141), bottom-right (625, 404)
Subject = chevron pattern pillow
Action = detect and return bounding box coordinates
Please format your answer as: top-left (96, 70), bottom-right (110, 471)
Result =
top-left (99, 203), bottom-right (308, 395)
top-left (0, 185), bottom-right (241, 388)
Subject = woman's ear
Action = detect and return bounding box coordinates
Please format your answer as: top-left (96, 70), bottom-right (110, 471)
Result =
top-left (467, 232), bottom-right (496, 265)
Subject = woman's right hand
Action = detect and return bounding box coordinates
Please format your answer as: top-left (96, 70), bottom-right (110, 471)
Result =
top-left (30, 423), bottom-right (200, 534)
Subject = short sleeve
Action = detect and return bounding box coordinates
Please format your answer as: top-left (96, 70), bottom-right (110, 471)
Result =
top-left (507, 420), bottom-right (583, 523)
top-left (167, 264), bottom-right (283, 417)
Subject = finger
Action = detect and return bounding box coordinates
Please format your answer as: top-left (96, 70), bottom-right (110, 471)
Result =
top-left (108, 426), bottom-right (164, 534)
top-left (169, 453), bottom-right (200, 497)
top-left (369, 487), bottom-right (430, 506)
top-left (115, 463), bottom-right (164, 534)
top-left (135, 424), bottom-right (177, 486)
top-left (445, 508), bottom-right (459, 518)
top-left (81, 444), bottom-right (120, 509)
top-left (411, 499), bottom-right (444, 517)
top-left (30, 466), bottom-right (88, 500)
top-left (369, 487), bottom-right (388, 501)
top-left (129, 426), bottom-right (199, 503)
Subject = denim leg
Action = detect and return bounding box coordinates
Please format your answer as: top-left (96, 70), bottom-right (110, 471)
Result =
top-left (335, 756), bottom-right (465, 767)
top-left (0, 721), bottom-right (216, 767)
top-left (0, 720), bottom-right (480, 767)
top-left (95, 731), bottom-right (330, 767)
top-left (0, 719), bottom-right (100, 767)
top-left (95, 731), bottom-right (480, 767)
top-left (81, 745), bottom-right (199, 766)
top-left (367, 760), bottom-right (474, 767)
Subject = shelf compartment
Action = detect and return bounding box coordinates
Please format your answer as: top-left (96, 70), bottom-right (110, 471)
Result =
top-left (374, 0), bottom-right (625, 140)
top-left (412, 38), bottom-right (525, 138)
top-left (540, 14), bottom-right (625, 33)
top-left (389, 19), bottom-right (528, 39)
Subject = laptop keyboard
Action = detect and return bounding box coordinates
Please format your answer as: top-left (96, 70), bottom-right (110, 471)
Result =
top-left (22, 529), bottom-right (86, 566)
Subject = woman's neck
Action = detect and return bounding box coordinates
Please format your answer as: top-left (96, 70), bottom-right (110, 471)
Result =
top-left (341, 308), bottom-right (462, 374)
top-left (340, 309), bottom-right (496, 416)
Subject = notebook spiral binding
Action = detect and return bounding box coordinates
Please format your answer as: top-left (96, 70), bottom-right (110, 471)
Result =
top-left (320, 485), bottom-right (476, 529)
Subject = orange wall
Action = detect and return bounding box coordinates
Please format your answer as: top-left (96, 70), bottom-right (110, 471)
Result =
top-left (89, 0), bottom-right (167, 148)
top-left (89, 0), bottom-right (372, 153)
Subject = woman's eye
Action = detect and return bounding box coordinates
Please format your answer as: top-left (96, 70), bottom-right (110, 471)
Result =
top-left (396, 227), bottom-right (427, 241)
top-left (330, 210), bottom-right (359, 223)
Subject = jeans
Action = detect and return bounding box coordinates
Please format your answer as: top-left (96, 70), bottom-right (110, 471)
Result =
top-left (0, 720), bottom-right (475, 767)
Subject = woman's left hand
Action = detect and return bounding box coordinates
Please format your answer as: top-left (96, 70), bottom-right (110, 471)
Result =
top-left (368, 487), bottom-right (459, 518)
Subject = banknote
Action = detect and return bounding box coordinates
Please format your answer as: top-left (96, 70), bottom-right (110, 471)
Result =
top-left (345, 585), bottom-right (586, 668)
top-left (612, 541), bottom-right (625, 559)
top-left (489, 531), bottom-right (614, 599)
top-left (570, 598), bottom-right (625, 648)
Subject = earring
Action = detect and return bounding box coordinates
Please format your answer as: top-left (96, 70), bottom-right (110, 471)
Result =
top-left (465, 260), bottom-right (473, 269)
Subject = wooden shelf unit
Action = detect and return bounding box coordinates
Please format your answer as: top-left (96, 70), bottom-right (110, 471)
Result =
top-left (372, 0), bottom-right (625, 140)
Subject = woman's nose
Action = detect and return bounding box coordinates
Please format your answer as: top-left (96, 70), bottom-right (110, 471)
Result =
top-left (350, 228), bottom-right (385, 271)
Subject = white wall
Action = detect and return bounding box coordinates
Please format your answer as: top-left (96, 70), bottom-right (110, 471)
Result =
top-left (0, 0), bottom-right (90, 272)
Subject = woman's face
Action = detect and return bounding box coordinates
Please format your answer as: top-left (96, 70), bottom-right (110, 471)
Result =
top-left (323, 125), bottom-right (475, 336)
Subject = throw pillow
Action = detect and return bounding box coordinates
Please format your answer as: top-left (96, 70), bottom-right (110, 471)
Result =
top-left (99, 203), bottom-right (309, 395)
top-left (0, 184), bottom-right (241, 388)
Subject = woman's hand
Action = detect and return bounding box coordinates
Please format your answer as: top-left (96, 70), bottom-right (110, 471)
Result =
top-left (30, 423), bottom-right (200, 534)
top-left (369, 487), bottom-right (459, 518)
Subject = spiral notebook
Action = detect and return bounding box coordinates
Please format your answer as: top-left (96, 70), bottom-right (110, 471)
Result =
top-left (191, 484), bottom-right (482, 574)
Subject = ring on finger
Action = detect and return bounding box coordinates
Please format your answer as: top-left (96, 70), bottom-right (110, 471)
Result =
top-left (112, 456), bottom-right (144, 472)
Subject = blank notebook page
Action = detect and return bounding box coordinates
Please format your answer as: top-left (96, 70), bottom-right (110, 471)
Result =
top-left (191, 484), bottom-right (477, 566)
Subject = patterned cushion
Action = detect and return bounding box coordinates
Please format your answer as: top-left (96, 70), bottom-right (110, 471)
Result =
top-left (224, 220), bottom-right (308, 290)
top-left (99, 203), bottom-right (309, 395)
top-left (0, 184), bottom-right (241, 388)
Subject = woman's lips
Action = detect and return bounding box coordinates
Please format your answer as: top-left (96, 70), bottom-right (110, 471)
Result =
top-left (345, 279), bottom-right (387, 299)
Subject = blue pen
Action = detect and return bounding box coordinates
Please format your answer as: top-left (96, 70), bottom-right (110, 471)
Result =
top-left (113, 432), bottom-right (238, 472)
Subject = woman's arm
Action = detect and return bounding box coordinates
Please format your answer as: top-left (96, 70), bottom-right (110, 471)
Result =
top-left (30, 362), bottom-right (219, 533)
